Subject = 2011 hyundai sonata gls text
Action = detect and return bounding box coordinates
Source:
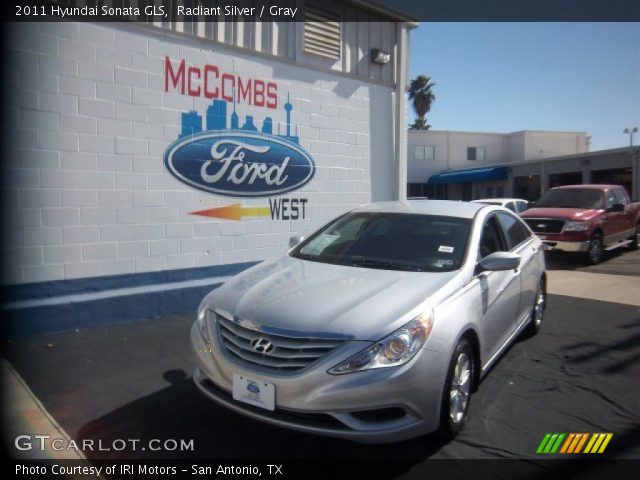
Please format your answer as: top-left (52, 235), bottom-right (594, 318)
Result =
top-left (191, 200), bottom-right (546, 443)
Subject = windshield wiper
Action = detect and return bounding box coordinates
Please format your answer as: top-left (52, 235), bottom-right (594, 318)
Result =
top-left (343, 256), bottom-right (426, 271)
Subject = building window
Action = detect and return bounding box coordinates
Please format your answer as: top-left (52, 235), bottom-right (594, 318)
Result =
top-left (304, 4), bottom-right (341, 60)
top-left (467, 147), bottom-right (485, 161)
top-left (414, 145), bottom-right (435, 160)
top-left (485, 187), bottom-right (493, 198)
top-left (496, 186), bottom-right (504, 198)
top-left (425, 184), bottom-right (449, 200)
top-left (408, 183), bottom-right (426, 197)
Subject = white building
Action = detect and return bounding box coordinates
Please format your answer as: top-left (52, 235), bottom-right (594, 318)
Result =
top-left (1, 2), bottom-right (417, 332)
top-left (408, 129), bottom-right (589, 200)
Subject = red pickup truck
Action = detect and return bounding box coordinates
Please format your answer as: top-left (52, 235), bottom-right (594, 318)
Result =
top-left (521, 184), bottom-right (640, 264)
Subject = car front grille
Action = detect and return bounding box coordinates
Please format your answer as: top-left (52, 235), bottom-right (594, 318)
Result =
top-left (215, 313), bottom-right (344, 373)
top-left (523, 218), bottom-right (566, 234)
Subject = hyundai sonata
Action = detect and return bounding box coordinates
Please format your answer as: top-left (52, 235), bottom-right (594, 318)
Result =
top-left (191, 200), bottom-right (546, 443)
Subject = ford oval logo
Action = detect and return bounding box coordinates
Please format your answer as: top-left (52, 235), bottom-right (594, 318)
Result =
top-left (164, 131), bottom-right (315, 197)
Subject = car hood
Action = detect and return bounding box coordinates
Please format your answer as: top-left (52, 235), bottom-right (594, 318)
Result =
top-left (522, 207), bottom-right (603, 221)
top-left (204, 256), bottom-right (461, 341)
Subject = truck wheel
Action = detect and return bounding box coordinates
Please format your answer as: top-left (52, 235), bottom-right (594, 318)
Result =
top-left (586, 233), bottom-right (604, 265)
top-left (628, 224), bottom-right (639, 251)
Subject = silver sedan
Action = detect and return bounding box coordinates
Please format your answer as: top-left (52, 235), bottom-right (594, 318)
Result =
top-left (191, 200), bottom-right (546, 443)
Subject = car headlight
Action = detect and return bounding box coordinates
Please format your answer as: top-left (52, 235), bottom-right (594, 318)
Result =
top-left (197, 304), bottom-right (212, 344)
top-left (564, 221), bottom-right (588, 232)
top-left (328, 313), bottom-right (433, 375)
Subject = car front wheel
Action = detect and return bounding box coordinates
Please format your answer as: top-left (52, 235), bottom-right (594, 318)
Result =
top-left (628, 224), bottom-right (639, 251)
top-left (438, 338), bottom-right (474, 440)
top-left (586, 233), bottom-right (604, 265)
top-left (524, 277), bottom-right (546, 336)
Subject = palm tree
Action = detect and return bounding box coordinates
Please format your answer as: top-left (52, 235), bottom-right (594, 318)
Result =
top-left (408, 75), bottom-right (436, 130)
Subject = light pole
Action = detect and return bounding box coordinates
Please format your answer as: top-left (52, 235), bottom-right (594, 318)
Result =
top-left (623, 127), bottom-right (639, 146)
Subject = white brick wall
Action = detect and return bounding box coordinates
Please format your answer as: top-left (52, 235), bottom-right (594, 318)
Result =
top-left (1, 22), bottom-right (398, 285)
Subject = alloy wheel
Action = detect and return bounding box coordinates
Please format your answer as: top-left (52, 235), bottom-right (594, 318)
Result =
top-left (588, 235), bottom-right (603, 264)
top-left (449, 352), bottom-right (471, 424)
top-left (533, 282), bottom-right (545, 327)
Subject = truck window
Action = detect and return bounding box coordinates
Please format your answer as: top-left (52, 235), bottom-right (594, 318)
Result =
top-left (612, 188), bottom-right (629, 206)
top-left (535, 189), bottom-right (604, 210)
top-left (605, 190), bottom-right (616, 209)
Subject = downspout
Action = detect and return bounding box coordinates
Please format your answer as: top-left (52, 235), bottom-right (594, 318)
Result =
top-left (395, 22), bottom-right (408, 201)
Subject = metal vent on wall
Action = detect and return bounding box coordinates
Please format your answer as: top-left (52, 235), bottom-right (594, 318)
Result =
top-left (304, 4), bottom-right (341, 60)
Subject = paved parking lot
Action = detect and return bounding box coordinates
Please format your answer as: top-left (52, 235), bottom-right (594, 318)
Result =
top-left (3, 248), bottom-right (640, 462)
top-left (545, 247), bottom-right (640, 277)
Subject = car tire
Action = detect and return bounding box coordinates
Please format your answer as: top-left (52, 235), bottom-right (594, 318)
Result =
top-left (437, 338), bottom-right (474, 440)
top-left (628, 224), bottom-right (639, 251)
top-left (586, 233), bottom-right (604, 265)
top-left (524, 277), bottom-right (546, 336)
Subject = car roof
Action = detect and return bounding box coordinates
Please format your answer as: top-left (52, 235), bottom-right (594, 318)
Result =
top-left (551, 184), bottom-right (619, 190)
top-left (472, 198), bottom-right (526, 204)
top-left (351, 200), bottom-right (488, 219)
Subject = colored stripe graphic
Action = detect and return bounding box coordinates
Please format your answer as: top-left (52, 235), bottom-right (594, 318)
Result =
top-left (538, 433), bottom-right (613, 454)
top-left (536, 433), bottom-right (552, 453)
top-left (191, 204), bottom-right (270, 221)
top-left (584, 433), bottom-right (613, 453)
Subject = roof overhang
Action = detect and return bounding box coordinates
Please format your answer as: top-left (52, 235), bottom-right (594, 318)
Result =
top-left (341, 0), bottom-right (419, 27)
top-left (427, 166), bottom-right (508, 185)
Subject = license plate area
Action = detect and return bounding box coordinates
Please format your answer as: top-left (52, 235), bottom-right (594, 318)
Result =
top-left (232, 374), bottom-right (275, 411)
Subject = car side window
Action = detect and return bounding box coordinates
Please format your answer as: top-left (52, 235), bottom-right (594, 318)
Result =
top-left (612, 188), bottom-right (629, 206)
top-left (516, 201), bottom-right (528, 213)
top-left (479, 216), bottom-right (507, 258)
top-left (496, 212), bottom-right (531, 249)
top-left (505, 202), bottom-right (517, 212)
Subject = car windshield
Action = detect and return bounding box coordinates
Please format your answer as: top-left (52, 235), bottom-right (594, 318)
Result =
top-left (535, 189), bottom-right (604, 209)
top-left (290, 212), bottom-right (471, 272)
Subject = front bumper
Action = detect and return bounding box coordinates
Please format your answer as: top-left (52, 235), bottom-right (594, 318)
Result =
top-left (191, 323), bottom-right (449, 444)
top-left (541, 239), bottom-right (589, 252)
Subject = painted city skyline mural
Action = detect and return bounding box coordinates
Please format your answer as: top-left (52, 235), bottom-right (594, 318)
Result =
top-left (179, 93), bottom-right (300, 145)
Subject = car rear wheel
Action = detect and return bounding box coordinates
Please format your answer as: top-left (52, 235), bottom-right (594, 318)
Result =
top-left (437, 339), bottom-right (474, 440)
top-left (524, 277), bottom-right (546, 336)
top-left (586, 233), bottom-right (604, 265)
top-left (628, 224), bottom-right (639, 251)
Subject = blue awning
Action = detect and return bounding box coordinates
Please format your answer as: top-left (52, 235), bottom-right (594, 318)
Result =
top-left (427, 166), bottom-right (508, 185)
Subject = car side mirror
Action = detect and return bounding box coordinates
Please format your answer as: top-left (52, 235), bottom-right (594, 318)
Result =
top-left (478, 251), bottom-right (521, 272)
top-left (289, 235), bottom-right (305, 248)
top-left (608, 203), bottom-right (624, 212)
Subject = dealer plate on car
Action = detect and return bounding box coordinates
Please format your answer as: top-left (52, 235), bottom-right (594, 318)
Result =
top-left (232, 374), bottom-right (275, 411)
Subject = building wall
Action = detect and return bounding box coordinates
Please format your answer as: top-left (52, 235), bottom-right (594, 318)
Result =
top-left (407, 131), bottom-right (509, 184)
top-left (513, 131), bottom-right (589, 162)
top-left (408, 129), bottom-right (589, 186)
top-left (510, 148), bottom-right (637, 200)
top-left (1, 22), bottom-right (400, 285)
top-left (142, 0), bottom-right (400, 85)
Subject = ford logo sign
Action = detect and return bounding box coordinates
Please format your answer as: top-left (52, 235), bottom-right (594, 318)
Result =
top-left (247, 381), bottom-right (260, 394)
top-left (164, 131), bottom-right (315, 197)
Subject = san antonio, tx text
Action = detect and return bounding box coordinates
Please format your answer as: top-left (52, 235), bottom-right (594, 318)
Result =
top-left (17, 464), bottom-right (284, 476)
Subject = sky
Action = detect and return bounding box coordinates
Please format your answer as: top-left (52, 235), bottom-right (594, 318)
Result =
top-left (407, 23), bottom-right (640, 150)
